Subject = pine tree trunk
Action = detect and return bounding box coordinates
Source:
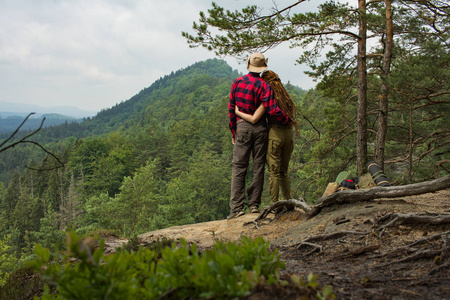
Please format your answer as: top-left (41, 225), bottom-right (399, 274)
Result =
top-left (357, 0), bottom-right (368, 176)
top-left (375, 0), bottom-right (393, 170)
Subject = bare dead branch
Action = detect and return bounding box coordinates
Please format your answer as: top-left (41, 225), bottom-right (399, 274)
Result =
top-left (0, 112), bottom-right (65, 169)
top-left (301, 114), bottom-right (321, 140)
top-left (0, 112), bottom-right (44, 151)
top-left (23, 141), bottom-right (65, 169)
top-left (432, 160), bottom-right (450, 177)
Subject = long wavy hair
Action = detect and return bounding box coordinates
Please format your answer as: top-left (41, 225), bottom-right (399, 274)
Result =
top-left (262, 70), bottom-right (298, 130)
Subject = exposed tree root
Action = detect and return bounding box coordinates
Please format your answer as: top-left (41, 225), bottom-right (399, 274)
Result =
top-left (377, 244), bottom-right (448, 268)
top-left (249, 176), bottom-right (449, 228)
top-left (375, 213), bottom-right (450, 237)
top-left (297, 242), bottom-right (323, 254)
top-left (396, 249), bottom-right (443, 264)
top-left (400, 231), bottom-right (450, 250)
top-left (373, 227), bottom-right (450, 268)
top-left (428, 262), bottom-right (450, 275)
top-left (287, 231), bottom-right (369, 252)
top-left (309, 175), bottom-right (450, 217)
top-left (333, 245), bottom-right (381, 259)
top-left (247, 199), bottom-right (312, 228)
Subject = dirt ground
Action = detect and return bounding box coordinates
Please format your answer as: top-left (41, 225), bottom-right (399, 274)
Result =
top-left (106, 189), bottom-right (450, 299)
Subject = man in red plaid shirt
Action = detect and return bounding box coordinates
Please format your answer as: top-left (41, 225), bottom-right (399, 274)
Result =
top-left (227, 53), bottom-right (290, 220)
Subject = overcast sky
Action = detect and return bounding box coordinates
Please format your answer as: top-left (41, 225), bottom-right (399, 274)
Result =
top-left (1, 0), bottom-right (325, 113)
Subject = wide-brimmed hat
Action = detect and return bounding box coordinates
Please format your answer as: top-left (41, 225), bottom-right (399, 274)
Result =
top-left (247, 53), bottom-right (268, 73)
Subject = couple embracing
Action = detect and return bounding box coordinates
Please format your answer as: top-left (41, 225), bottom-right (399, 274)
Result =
top-left (227, 53), bottom-right (298, 220)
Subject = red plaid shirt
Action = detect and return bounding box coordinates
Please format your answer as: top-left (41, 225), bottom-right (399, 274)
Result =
top-left (229, 72), bottom-right (290, 138)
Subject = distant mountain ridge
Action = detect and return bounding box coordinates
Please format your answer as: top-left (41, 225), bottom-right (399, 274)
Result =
top-left (0, 101), bottom-right (97, 118)
top-left (0, 100), bottom-right (93, 133)
top-left (0, 113), bottom-right (81, 133)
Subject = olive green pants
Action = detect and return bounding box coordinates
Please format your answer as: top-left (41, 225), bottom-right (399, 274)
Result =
top-left (267, 125), bottom-right (294, 203)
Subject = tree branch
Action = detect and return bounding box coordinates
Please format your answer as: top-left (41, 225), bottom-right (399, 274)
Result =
top-left (0, 112), bottom-right (65, 169)
top-left (0, 112), bottom-right (40, 150)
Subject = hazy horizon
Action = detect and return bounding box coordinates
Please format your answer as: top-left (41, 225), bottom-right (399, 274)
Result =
top-left (0, 101), bottom-right (97, 118)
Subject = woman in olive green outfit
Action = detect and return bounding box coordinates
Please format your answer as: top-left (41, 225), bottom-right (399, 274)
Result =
top-left (235, 70), bottom-right (298, 203)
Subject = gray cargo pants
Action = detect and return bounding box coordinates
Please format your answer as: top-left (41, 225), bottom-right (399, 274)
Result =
top-left (229, 119), bottom-right (268, 213)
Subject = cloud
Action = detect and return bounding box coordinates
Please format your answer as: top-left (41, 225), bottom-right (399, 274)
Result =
top-left (0, 0), bottom-right (320, 112)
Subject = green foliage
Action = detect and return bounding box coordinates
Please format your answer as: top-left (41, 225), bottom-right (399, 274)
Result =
top-left (86, 134), bottom-right (140, 196)
top-left (109, 158), bottom-right (162, 236)
top-left (198, 236), bottom-right (285, 296)
top-left (30, 232), bottom-right (287, 300)
top-left (162, 144), bottom-right (231, 225)
top-left (0, 182), bottom-right (5, 205)
top-left (68, 138), bottom-right (111, 183)
top-left (386, 41), bottom-right (450, 182)
top-left (117, 236), bottom-right (175, 254)
top-left (0, 235), bottom-right (17, 286)
top-left (80, 193), bottom-right (116, 235)
top-left (291, 273), bottom-right (336, 300)
top-left (31, 206), bottom-right (66, 251)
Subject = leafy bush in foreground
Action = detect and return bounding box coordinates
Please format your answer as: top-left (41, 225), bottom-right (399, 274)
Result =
top-left (30, 233), bottom-right (286, 299)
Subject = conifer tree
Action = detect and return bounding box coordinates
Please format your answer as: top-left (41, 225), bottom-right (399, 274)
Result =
top-left (183, 0), bottom-right (449, 175)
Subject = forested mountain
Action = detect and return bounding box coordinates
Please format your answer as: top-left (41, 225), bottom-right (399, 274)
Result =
top-left (0, 59), bottom-right (242, 182)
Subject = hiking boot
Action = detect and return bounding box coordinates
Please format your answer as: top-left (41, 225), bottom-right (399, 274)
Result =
top-left (250, 206), bottom-right (260, 213)
top-left (227, 210), bottom-right (245, 220)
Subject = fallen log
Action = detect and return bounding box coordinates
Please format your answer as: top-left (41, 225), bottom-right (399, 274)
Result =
top-left (309, 175), bottom-right (450, 217)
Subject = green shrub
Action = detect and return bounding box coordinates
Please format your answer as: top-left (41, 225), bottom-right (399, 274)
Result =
top-left (30, 232), bottom-right (286, 299)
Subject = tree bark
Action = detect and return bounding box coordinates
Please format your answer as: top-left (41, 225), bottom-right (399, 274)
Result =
top-left (374, 0), bottom-right (393, 170)
top-left (357, 0), bottom-right (368, 176)
top-left (309, 175), bottom-right (450, 217)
